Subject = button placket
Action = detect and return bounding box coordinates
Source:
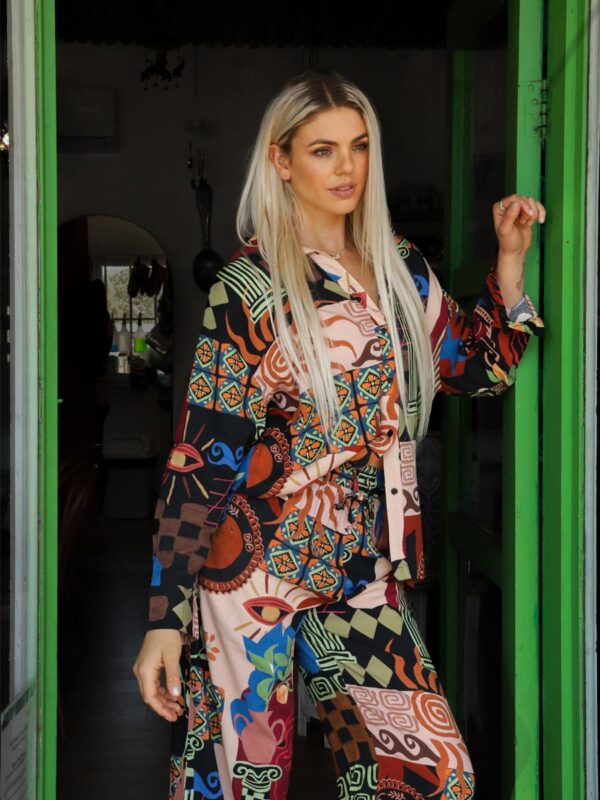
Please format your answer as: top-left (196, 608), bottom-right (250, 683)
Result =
top-left (382, 433), bottom-right (405, 562)
top-left (302, 244), bottom-right (405, 561)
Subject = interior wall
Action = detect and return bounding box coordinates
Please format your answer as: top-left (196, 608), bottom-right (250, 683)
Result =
top-left (56, 41), bottom-right (446, 430)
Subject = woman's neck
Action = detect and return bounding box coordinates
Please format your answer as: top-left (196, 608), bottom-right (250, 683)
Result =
top-left (298, 218), bottom-right (350, 257)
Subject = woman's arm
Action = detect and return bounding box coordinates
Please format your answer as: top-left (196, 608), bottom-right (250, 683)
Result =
top-left (396, 234), bottom-right (545, 397)
top-left (424, 257), bottom-right (544, 396)
top-left (147, 270), bottom-right (270, 635)
top-left (134, 269), bottom-right (271, 723)
top-left (398, 194), bottom-right (546, 397)
top-left (493, 194), bottom-right (546, 310)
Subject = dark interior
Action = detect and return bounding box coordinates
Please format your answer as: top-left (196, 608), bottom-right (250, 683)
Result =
top-left (55, 1), bottom-right (450, 49)
top-left (53, 3), bottom-right (507, 798)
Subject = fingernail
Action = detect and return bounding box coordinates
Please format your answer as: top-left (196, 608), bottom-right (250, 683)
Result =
top-left (170, 686), bottom-right (180, 696)
top-left (541, 215), bottom-right (546, 223)
top-left (511, 201), bottom-right (519, 208)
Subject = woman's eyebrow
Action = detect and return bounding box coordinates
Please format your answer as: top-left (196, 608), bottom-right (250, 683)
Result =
top-left (306, 132), bottom-right (369, 147)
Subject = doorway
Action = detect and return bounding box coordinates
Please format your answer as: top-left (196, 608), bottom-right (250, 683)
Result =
top-left (51, 12), bottom-right (453, 798)
top-left (56, 213), bottom-right (173, 794)
top-left (6, 0), bottom-right (593, 798)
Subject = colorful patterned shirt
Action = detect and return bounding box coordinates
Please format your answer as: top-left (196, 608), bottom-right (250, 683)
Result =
top-left (147, 233), bottom-right (545, 635)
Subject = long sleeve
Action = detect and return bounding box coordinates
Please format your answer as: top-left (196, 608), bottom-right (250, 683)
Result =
top-left (147, 273), bottom-right (270, 634)
top-left (412, 246), bottom-right (545, 397)
top-left (428, 262), bottom-right (544, 397)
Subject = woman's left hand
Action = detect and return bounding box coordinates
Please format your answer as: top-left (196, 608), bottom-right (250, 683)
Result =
top-left (492, 194), bottom-right (546, 257)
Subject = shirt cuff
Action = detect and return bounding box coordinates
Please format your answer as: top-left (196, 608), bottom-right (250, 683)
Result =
top-left (506, 294), bottom-right (536, 323)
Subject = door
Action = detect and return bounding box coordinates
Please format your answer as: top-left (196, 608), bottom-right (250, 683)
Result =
top-left (1, 0), bottom-right (56, 797)
top-left (1, 0), bottom-right (59, 797)
top-left (440, 1), bottom-right (544, 798)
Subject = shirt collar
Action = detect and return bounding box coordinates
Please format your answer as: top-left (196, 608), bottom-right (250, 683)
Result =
top-left (301, 245), bottom-right (344, 280)
top-left (302, 247), bottom-right (383, 319)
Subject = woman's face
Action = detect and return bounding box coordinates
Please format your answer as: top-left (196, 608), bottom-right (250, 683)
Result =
top-left (269, 106), bottom-right (369, 221)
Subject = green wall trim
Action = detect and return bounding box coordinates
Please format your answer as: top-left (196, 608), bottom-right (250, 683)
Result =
top-left (503, 3), bottom-right (544, 797)
top-left (542, 0), bottom-right (588, 796)
top-left (35, 0), bottom-right (58, 796)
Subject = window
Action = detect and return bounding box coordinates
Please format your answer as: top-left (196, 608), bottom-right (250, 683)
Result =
top-left (99, 255), bottom-right (166, 334)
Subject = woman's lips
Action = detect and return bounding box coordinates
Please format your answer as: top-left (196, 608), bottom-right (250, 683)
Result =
top-left (329, 184), bottom-right (356, 198)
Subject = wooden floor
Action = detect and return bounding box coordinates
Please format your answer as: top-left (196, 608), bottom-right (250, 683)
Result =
top-left (57, 517), bottom-right (336, 800)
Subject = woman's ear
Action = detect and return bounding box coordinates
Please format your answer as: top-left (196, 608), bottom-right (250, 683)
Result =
top-left (268, 143), bottom-right (291, 181)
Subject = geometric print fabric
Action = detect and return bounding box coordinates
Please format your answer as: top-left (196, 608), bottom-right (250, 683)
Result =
top-left (146, 231), bottom-right (546, 798)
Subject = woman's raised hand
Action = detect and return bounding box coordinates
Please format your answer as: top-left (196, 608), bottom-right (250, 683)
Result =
top-left (492, 194), bottom-right (546, 257)
top-left (133, 629), bottom-right (186, 723)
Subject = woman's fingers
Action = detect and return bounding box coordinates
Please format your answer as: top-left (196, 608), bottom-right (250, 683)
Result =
top-left (527, 195), bottom-right (547, 223)
top-left (495, 194), bottom-right (546, 225)
top-left (138, 662), bottom-right (183, 722)
top-left (133, 630), bottom-right (185, 723)
top-left (501, 198), bottom-right (528, 227)
top-left (156, 686), bottom-right (185, 717)
top-left (163, 650), bottom-right (183, 700)
top-left (495, 193), bottom-right (523, 219)
top-left (518, 195), bottom-right (546, 225)
top-left (511, 196), bottom-right (534, 224)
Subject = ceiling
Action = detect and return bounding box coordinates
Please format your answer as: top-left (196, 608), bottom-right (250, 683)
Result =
top-left (55, 1), bottom-right (452, 49)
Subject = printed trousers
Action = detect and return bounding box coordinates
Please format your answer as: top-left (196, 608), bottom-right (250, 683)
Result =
top-left (167, 468), bottom-right (476, 800)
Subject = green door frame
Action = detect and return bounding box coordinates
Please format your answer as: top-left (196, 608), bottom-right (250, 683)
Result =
top-left (442, 0), bottom-right (544, 797)
top-left (541, 0), bottom-right (589, 797)
top-left (583, 0), bottom-right (599, 792)
top-left (36, 0), bottom-right (58, 796)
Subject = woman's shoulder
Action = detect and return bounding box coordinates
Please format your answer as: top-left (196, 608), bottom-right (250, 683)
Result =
top-left (209, 237), bottom-right (273, 314)
top-left (226, 233), bottom-right (261, 266)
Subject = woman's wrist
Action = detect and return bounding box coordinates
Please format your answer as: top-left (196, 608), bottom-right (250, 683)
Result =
top-left (495, 249), bottom-right (527, 309)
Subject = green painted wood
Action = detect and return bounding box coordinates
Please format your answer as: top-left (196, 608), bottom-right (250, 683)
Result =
top-left (35, 0), bottom-right (58, 797)
top-left (541, 0), bottom-right (588, 796)
top-left (502, 7), bottom-right (544, 797)
top-left (443, 1), bottom-right (544, 797)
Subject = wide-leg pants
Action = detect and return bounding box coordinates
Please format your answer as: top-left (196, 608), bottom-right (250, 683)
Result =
top-left (167, 466), bottom-right (476, 800)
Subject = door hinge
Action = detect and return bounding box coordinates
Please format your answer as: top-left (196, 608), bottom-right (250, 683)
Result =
top-left (523, 78), bottom-right (548, 146)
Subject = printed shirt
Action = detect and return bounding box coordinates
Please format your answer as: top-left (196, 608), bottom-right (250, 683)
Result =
top-left (147, 233), bottom-right (545, 635)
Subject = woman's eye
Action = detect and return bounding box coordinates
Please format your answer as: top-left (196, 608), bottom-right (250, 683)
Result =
top-left (313, 143), bottom-right (368, 157)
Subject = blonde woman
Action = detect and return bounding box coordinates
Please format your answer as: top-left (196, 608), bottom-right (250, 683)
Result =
top-left (134, 70), bottom-right (545, 799)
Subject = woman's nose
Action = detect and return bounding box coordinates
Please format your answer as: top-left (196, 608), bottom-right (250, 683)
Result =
top-left (335, 150), bottom-right (354, 173)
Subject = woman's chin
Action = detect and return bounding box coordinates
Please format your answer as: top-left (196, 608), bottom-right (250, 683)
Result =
top-left (320, 198), bottom-right (361, 216)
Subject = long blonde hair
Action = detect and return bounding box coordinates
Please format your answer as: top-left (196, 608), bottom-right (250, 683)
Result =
top-left (235, 70), bottom-right (435, 445)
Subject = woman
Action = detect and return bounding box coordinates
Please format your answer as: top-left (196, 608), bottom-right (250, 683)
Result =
top-left (133, 70), bottom-right (545, 800)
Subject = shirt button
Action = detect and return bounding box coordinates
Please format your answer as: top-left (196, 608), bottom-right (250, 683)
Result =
top-left (391, 487), bottom-right (398, 494)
